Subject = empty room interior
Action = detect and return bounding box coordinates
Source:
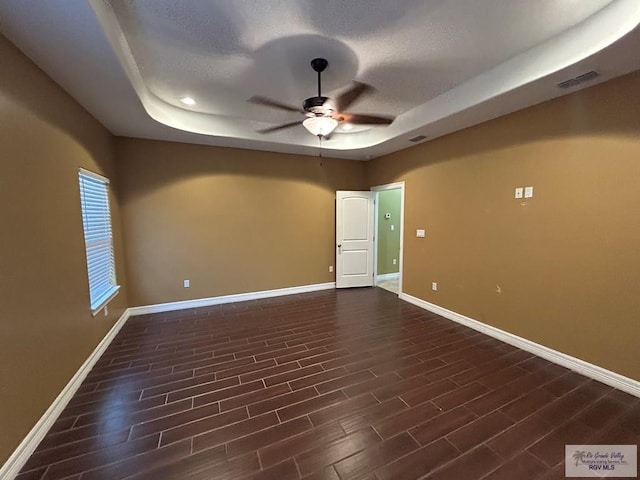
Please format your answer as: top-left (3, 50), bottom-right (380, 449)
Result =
top-left (1, 2), bottom-right (639, 479)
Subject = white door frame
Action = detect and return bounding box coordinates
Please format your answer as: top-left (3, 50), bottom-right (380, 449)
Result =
top-left (371, 182), bottom-right (405, 295)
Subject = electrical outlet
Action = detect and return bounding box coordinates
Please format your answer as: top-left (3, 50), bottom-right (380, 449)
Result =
top-left (183, 279), bottom-right (190, 288)
top-left (515, 187), bottom-right (524, 199)
top-left (329, 265), bottom-right (333, 273)
top-left (432, 282), bottom-right (438, 291)
top-left (392, 259), bottom-right (397, 265)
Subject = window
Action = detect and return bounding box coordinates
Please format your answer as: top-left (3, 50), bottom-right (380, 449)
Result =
top-left (78, 169), bottom-right (119, 314)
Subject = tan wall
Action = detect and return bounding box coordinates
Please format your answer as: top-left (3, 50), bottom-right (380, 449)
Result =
top-left (376, 189), bottom-right (402, 275)
top-left (0, 35), bottom-right (128, 463)
top-left (367, 71), bottom-right (640, 381)
top-left (116, 139), bottom-right (367, 306)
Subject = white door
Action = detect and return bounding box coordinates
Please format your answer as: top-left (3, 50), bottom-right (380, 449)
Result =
top-left (336, 191), bottom-right (375, 288)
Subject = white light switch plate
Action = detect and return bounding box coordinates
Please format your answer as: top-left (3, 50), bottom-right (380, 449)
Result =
top-left (515, 187), bottom-right (524, 199)
top-left (524, 186), bottom-right (534, 198)
top-left (416, 229), bottom-right (425, 238)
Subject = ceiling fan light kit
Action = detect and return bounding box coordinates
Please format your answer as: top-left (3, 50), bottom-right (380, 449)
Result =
top-left (303, 116), bottom-right (339, 137)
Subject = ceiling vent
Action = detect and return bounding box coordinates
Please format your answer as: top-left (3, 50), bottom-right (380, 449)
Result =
top-left (409, 135), bottom-right (428, 143)
top-left (557, 71), bottom-right (600, 89)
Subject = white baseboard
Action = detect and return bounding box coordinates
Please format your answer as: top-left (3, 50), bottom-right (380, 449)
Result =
top-left (0, 309), bottom-right (131, 480)
top-left (399, 293), bottom-right (640, 398)
top-left (127, 282), bottom-right (336, 316)
top-left (376, 272), bottom-right (400, 282)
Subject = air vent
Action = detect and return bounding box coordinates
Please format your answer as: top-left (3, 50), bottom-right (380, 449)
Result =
top-left (557, 78), bottom-right (580, 89)
top-left (575, 71), bottom-right (600, 83)
top-left (409, 135), bottom-right (427, 143)
top-left (557, 70), bottom-right (600, 89)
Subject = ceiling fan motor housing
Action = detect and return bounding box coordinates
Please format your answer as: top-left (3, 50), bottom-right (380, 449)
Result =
top-left (303, 96), bottom-right (334, 116)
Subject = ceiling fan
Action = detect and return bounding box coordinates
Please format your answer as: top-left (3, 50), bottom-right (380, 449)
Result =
top-left (249, 58), bottom-right (394, 138)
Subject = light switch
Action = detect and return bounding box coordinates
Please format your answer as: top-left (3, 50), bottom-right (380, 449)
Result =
top-left (524, 186), bottom-right (534, 198)
top-left (416, 229), bottom-right (425, 238)
top-left (514, 187), bottom-right (524, 199)
top-left (390, 224), bottom-right (394, 231)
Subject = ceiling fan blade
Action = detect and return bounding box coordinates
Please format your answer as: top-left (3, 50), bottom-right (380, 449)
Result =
top-left (257, 121), bottom-right (301, 134)
top-left (335, 82), bottom-right (375, 112)
top-left (248, 96), bottom-right (304, 114)
top-left (342, 113), bottom-right (394, 125)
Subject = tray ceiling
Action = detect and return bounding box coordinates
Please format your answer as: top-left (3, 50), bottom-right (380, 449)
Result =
top-left (1, 0), bottom-right (639, 159)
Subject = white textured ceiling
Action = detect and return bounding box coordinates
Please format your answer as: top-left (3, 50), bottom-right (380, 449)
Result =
top-left (1, 0), bottom-right (640, 159)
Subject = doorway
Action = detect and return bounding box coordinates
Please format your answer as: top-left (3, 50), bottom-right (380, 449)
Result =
top-left (334, 183), bottom-right (404, 292)
top-left (372, 182), bottom-right (404, 295)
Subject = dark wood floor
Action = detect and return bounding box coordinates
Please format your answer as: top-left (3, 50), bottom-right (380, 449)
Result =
top-left (18, 288), bottom-right (639, 479)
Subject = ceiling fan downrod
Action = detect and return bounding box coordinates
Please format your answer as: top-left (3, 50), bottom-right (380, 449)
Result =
top-left (310, 58), bottom-right (328, 98)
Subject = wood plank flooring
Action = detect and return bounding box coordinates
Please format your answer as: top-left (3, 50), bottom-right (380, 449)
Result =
top-left (17, 288), bottom-right (640, 479)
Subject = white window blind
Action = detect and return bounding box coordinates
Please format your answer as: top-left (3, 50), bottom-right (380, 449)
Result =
top-left (78, 169), bottom-right (119, 313)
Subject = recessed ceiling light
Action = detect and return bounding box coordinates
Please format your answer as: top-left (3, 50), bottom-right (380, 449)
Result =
top-left (341, 123), bottom-right (353, 131)
top-left (180, 96), bottom-right (196, 106)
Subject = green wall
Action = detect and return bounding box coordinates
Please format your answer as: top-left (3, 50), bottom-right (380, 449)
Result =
top-left (376, 189), bottom-right (402, 275)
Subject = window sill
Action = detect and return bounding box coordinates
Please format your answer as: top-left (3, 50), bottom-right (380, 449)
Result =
top-left (91, 286), bottom-right (120, 317)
